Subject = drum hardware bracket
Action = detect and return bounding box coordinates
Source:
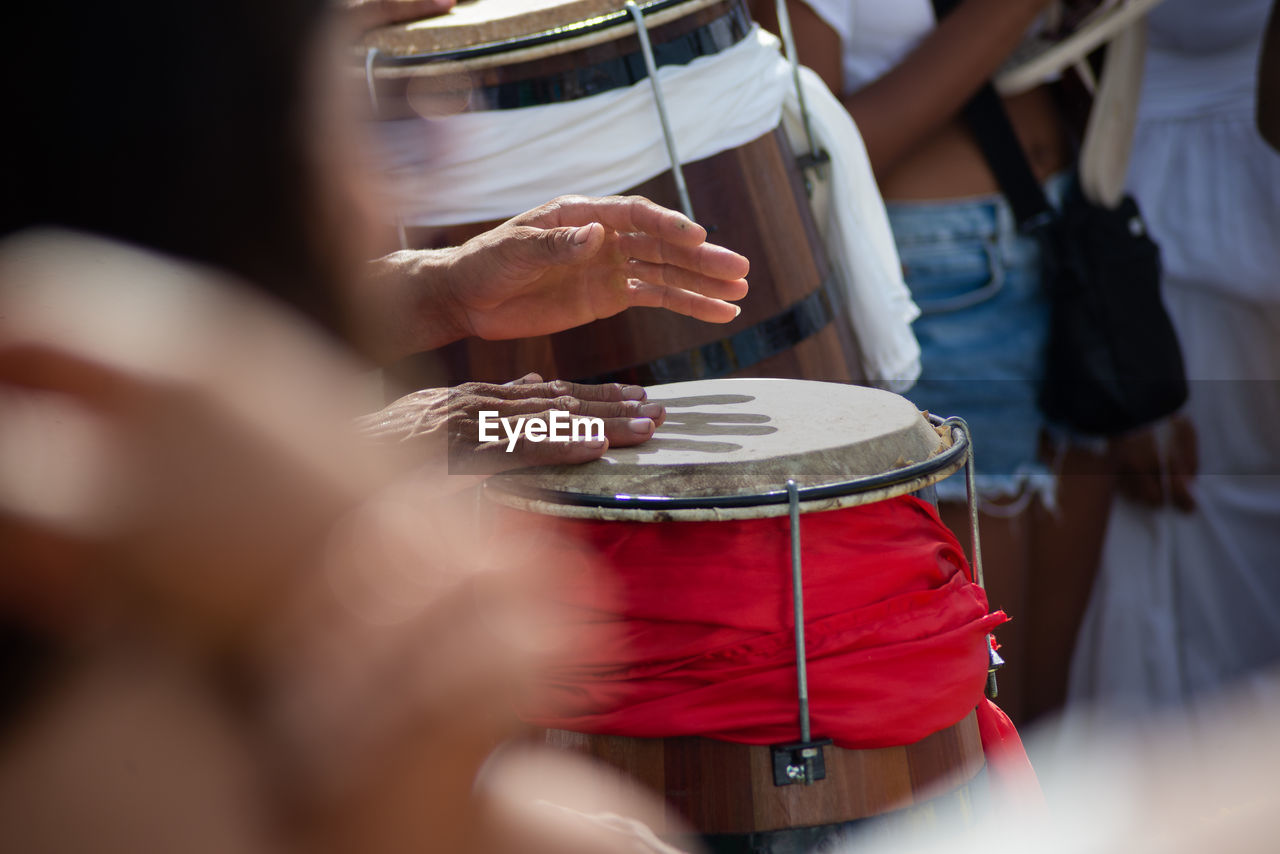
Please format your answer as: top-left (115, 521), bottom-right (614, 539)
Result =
top-left (626, 0), bottom-right (695, 222)
top-left (771, 737), bottom-right (834, 787)
top-left (771, 479), bottom-right (833, 787)
top-left (796, 150), bottom-right (831, 172)
top-left (987, 640), bottom-right (1005, 700)
top-left (795, 149), bottom-right (832, 198)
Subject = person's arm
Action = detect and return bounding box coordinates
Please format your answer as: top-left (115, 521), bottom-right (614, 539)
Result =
top-left (356, 195), bottom-right (750, 364)
top-left (1258, 0), bottom-right (1280, 151)
top-left (774, 0), bottom-right (1055, 176)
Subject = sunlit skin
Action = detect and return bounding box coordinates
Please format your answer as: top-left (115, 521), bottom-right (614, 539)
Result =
top-left (361, 196), bottom-right (750, 363)
top-left (310, 23), bottom-right (749, 469)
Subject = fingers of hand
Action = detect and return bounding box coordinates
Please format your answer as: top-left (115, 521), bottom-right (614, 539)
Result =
top-left (600, 415), bottom-right (659, 447)
top-left (618, 231), bottom-right (750, 281)
top-left (625, 280), bottom-right (742, 324)
top-left (626, 259), bottom-right (749, 302)
top-left (1168, 415), bottom-right (1199, 512)
top-left (1119, 470), bottom-right (1168, 507)
top-left (1111, 430), bottom-right (1167, 506)
top-left (521, 196), bottom-right (713, 250)
top-left (500, 409), bottom-right (659, 463)
top-left (1170, 414), bottom-right (1199, 476)
top-left (468, 395), bottom-right (662, 427)
top-left (486, 380), bottom-right (647, 404)
top-left (448, 392), bottom-right (662, 471)
top-left (1110, 418), bottom-right (1199, 510)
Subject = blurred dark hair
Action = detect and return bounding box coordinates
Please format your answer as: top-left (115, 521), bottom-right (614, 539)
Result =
top-left (1, 0), bottom-right (345, 333)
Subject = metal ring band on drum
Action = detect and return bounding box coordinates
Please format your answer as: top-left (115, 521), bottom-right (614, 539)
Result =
top-left (544, 709), bottom-right (985, 836)
top-left (485, 415), bottom-right (969, 522)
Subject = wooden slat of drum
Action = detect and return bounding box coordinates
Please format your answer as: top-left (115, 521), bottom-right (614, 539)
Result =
top-left (391, 128), bottom-right (863, 389)
top-left (737, 123), bottom-right (821, 305)
top-left (725, 129), bottom-right (859, 383)
top-left (545, 729), bottom-right (670, 795)
top-left (662, 736), bottom-right (754, 833)
top-left (905, 708), bottom-right (986, 800)
top-left (542, 710), bottom-right (984, 835)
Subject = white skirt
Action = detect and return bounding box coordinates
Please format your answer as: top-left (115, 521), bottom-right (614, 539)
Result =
top-left (1069, 277), bottom-right (1280, 716)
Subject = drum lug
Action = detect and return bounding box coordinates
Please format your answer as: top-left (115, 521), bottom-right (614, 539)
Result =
top-left (985, 634), bottom-right (1004, 699)
top-left (795, 150), bottom-right (830, 171)
top-left (771, 738), bottom-right (833, 787)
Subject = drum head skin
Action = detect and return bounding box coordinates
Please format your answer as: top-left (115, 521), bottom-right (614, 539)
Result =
top-left (487, 379), bottom-right (956, 520)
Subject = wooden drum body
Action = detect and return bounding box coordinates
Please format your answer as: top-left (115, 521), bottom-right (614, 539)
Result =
top-left (546, 715), bottom-right (984, 837)
top-left (486, 380), bottom-right (998, 847)
top-left (363, 1), bottom-right (863, 387)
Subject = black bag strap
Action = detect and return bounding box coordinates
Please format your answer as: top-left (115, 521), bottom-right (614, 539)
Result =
top-left (930, 0), bottom-right (1056, 231)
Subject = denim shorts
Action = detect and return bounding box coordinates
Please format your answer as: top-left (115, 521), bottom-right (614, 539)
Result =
top-left (887, 174), bottom-right (1070, 502)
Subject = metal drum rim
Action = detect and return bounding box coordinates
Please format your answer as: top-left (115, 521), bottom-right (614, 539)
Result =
top-left (366, 0), bottom-right (723, 67)
top-left (483, 415), bottom-right (971, 521)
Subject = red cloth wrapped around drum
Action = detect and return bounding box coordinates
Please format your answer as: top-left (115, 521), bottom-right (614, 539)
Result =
top-left (361, 0), bottom-right (863, 387)
top-left (485, 379), bottom-right (1014, 842)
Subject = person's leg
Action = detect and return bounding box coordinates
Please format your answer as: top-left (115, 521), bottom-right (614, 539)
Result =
top-left (1024, 444), bottom-right (1115, 724)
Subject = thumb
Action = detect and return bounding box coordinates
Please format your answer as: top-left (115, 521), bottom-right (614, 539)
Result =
top-left (534, 223), bottom-right (603, 264)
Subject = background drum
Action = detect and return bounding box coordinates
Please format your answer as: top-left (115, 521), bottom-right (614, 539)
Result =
top-left (485, 379), bottom-right (998, 850)
top-left (362, 1), bottom-right (864, 388)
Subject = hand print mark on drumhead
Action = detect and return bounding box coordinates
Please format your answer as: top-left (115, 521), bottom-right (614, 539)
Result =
top-left (646, 393), bottom-right (755, 408)
top-left (647, 392), bottom-right (777, 434)
top-left (657, 411), bottom-right (775, 437)
top-left (623, 393), bottom-right (774, 456)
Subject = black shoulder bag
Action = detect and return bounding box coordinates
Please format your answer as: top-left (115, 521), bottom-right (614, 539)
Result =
top-left (930, 0), bottom-right (1188, 435)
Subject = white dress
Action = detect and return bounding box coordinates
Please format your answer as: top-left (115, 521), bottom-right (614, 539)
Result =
top-left (1069, 0), bottom-right (1280, 715)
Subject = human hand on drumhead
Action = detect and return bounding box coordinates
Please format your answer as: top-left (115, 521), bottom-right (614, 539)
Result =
top-left (338, 0), bottom-right (456, 31)
top-left (356, 372), bottom-right (666, 474)
top-left (1108, 413), bottom-right (1198, 512)
top-left (437, 195), bottom-right (750, 341)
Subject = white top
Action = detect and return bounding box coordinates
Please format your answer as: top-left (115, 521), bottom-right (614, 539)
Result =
top-left (800, 0), bottom-right (936, 94)
top-left (1125, 0), bottom-right (1280, 303)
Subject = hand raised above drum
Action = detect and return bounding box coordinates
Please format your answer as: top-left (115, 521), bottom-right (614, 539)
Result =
top-left (357, 373), bottom-right (665, 474)
top-left (360, 195), bottom-right (750, 362)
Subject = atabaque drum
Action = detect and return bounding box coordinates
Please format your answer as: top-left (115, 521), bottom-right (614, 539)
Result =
top-left (361, 1), bottom-right (863, 388)
top-left (485, 379), bottom-right (1002, 851)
